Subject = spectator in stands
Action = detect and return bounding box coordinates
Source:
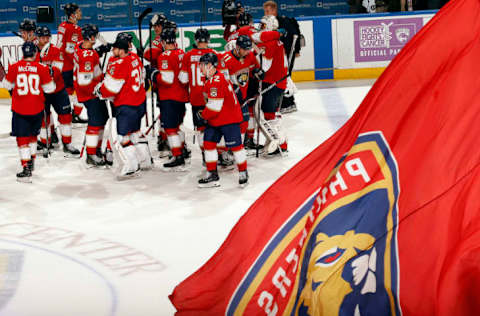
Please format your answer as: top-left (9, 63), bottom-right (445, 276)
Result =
top-left (263, 0), bottom-right (303, 113)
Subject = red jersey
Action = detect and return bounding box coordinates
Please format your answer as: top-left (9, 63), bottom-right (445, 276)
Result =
top-left (144, 35), bottom-right (164, 67)
top-left (4, 60), bottom-right (55, 115)
top-left (39, 43), bottom-right (65, 93)
top-left (100, 53), bottom-right (146, 107)
top-left (179, 47), bottom-right (216, 106)
top-left (253, 31), bottom-right (288, 90)
top-left (73, 42), bottom-right (103, 102)
top-left (155, 48), bottom-right (188, 102)
top-left (219, 50), bottom-right (259, 100)
top-left (56, 21), bottom-right (83, 72)
top-left (202, 71), bottom-right (242, 127)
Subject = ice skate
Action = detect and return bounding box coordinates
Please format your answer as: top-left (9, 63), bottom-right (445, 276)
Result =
top-left (198, 170), bottom-right (220, 188)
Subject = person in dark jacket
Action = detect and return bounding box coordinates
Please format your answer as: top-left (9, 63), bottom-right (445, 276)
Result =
top-left (263, 0), bottom-right (303, 113)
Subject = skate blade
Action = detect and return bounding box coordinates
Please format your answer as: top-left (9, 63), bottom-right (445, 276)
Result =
top-left (246, 149), bottom-right (264, 157)
top-left (116, 171), bottom-right (141, 181)
top-left (158, 151), bottom-right (171, 158)
top-left (64, 153), bottom-right (81, 159)
top-left (198, 181), bottom-right (220, 188)
top-left (161, 165), bottom-right (190, 172)
top-left (16, 177), bottom-right (32, 183)
top-left (239, 181), bottom-right (249, 188)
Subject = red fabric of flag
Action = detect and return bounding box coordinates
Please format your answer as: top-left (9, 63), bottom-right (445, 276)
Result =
top-left (170, 0), bottom-right (480, 314)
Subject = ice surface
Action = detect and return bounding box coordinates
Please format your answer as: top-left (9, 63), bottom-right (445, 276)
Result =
top-left (0, 80), bottom-right (373, 316)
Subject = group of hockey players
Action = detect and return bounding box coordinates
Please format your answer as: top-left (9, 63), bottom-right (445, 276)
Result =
top-left (2, 1), bottom-right (299, 189)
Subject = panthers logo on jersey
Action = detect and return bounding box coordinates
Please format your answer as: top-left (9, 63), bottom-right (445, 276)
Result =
top-left (226, 131), bottom-right (402, 316)
top-left (236, 72), bottom-right (249, 87)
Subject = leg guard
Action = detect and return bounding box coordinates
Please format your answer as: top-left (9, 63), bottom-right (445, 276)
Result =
top-left (112, 135), bottom-right (140, 179)
top-left (131, 131), bottom-right (153, 170)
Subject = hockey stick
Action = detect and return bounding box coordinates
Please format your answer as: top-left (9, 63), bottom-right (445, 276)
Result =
top-left (277, 35), bottom-right (298, 112)
top-left (138, 8), bottom-right (152, 62)
top-left (138, 8), bottom-right (152, 127)
top-left (42, 110), bottom-right (50, 159)
top-left (97, 33), bottom-right (110, 70)
top-left (10, 31), bottom-right (22, 39)
top-left (144, 113), bottom-right (161, 136)
top-left (148, 21), bottom-right (155, 131)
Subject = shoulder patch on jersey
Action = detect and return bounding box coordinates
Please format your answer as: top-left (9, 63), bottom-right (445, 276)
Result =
top-left (109, 66), bottom-right (115, 75)
top-left (85, 62), bottom-right (91, 71)
top-left (162, 60), bottom-right (168, 69)
top-left (59, 26), bottom-right (66, 33)
top-left (210, 88), bottom-right (218, 97)
top-left (221, 59), bottom-right (226, 68)
top-left (72, 34), bottom-right (78, 42)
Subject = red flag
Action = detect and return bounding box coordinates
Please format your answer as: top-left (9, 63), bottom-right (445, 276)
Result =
top-left (170, 0), bottom-right (480, 314)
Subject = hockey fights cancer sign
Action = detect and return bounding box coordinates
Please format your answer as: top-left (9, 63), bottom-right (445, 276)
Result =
top-left (170, 0), bottom-right (480, 314)
top-left (354, 17), bottom-right (423, 62)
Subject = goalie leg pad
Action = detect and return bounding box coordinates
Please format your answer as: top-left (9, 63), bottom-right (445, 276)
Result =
top-left (131, 131), bottom-right (153, 170)
top-left (112, 135), bottom-right (140, 179)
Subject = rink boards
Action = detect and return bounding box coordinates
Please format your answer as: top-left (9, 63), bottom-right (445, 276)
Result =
top-left (0, 11), bottom-right (436, 98)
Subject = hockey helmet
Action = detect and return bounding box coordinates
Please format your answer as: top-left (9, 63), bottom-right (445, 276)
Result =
top-left (161, 28), bottom-right (177, 44)
top-left (117, 32), bottom-right (133, 44)
top-left (35, 26), bottom-right (51, 38)
top-left (151, 14), bottom-right (167, 27)
top-left (64, 3), bottom-right (80, 18)
top-left (163, 20), bottom-right (177, 31)
top-left (22, 41), bottom-right (37, 58)
top-left (19, 19), bottom-right (36, 32)
top-left (261, 15), bottom-right (279, 31)
top-left (237, 13), bottom-right (252, 27)
top-left (112, 37), bottom-right (129, 51)
top-left (194, 28), bottom-right (210, 43)
top-left (81, 24), bottom-right (99, 41)
top-left (199, 52), bottom-right (218, 67)
top-left (236, 35), bottom-right (252, 50)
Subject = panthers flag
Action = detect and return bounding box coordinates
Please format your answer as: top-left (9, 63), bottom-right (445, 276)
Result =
top-left (170, 0), bottom-right (480, 314)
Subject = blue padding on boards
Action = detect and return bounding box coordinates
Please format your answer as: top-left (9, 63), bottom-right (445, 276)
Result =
top-left (314, 16), bottom-right (334, 80)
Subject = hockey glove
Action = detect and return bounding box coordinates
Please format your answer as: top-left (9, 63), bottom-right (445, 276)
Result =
top-left (95, 43), bottom-right (112, 58)
top-left (252, 68), bottom-right (265, 81)
top-left (196, 110), bottom-right (208, 126)
top-left (145, 65), bottom-right (159, 85)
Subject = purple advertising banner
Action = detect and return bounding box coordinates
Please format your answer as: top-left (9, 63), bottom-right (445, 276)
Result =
top-left (354, 17), bottom-right (424, 62)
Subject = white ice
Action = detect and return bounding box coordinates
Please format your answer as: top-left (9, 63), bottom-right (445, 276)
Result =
top-left (0, 79), bottom-right (373, 316)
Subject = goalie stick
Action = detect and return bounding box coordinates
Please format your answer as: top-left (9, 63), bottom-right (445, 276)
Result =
top-left (137, 7), bottom-right (153, 127)
top-left (254, 35), bottom-right (299, 158)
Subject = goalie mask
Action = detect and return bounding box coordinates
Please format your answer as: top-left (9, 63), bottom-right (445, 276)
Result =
top-left (260, 15), bottom-right (279, 31)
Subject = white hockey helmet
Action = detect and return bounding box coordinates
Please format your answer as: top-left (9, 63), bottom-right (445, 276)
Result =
top-left (261, 15), bottom-right (279, 31)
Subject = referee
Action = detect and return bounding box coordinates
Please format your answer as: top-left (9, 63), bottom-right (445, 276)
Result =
top-left (263, 0), bottom-right (302, 113)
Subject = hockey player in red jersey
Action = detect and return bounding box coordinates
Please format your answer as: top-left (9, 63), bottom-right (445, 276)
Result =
top-left (197, 53), bottom-right (248, 188)
top-left (252, 15), bottom-right (289, 156)
top-left (19, 19), bottom-right (37, 43)
top-left (96, 36), bottom-right (152, 179)
top-left (2, 42), bottom-right (56, 182)
top-left (179, 28), bottom-right (217, 158)
top-left (224, 13), bottom-right (254, 47)
top-left (149, 28), bottom-right (189, 171)
top-left (56, 2), bottom-right (86, 124)
top-left (35, 26), bottom-right (80, 157)
top-left (144, 14), bottom-right (167, 67)
top-left (74, 24), bottom-right (110, 167)
top-left (219, 35), bottom-right (263, 144)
